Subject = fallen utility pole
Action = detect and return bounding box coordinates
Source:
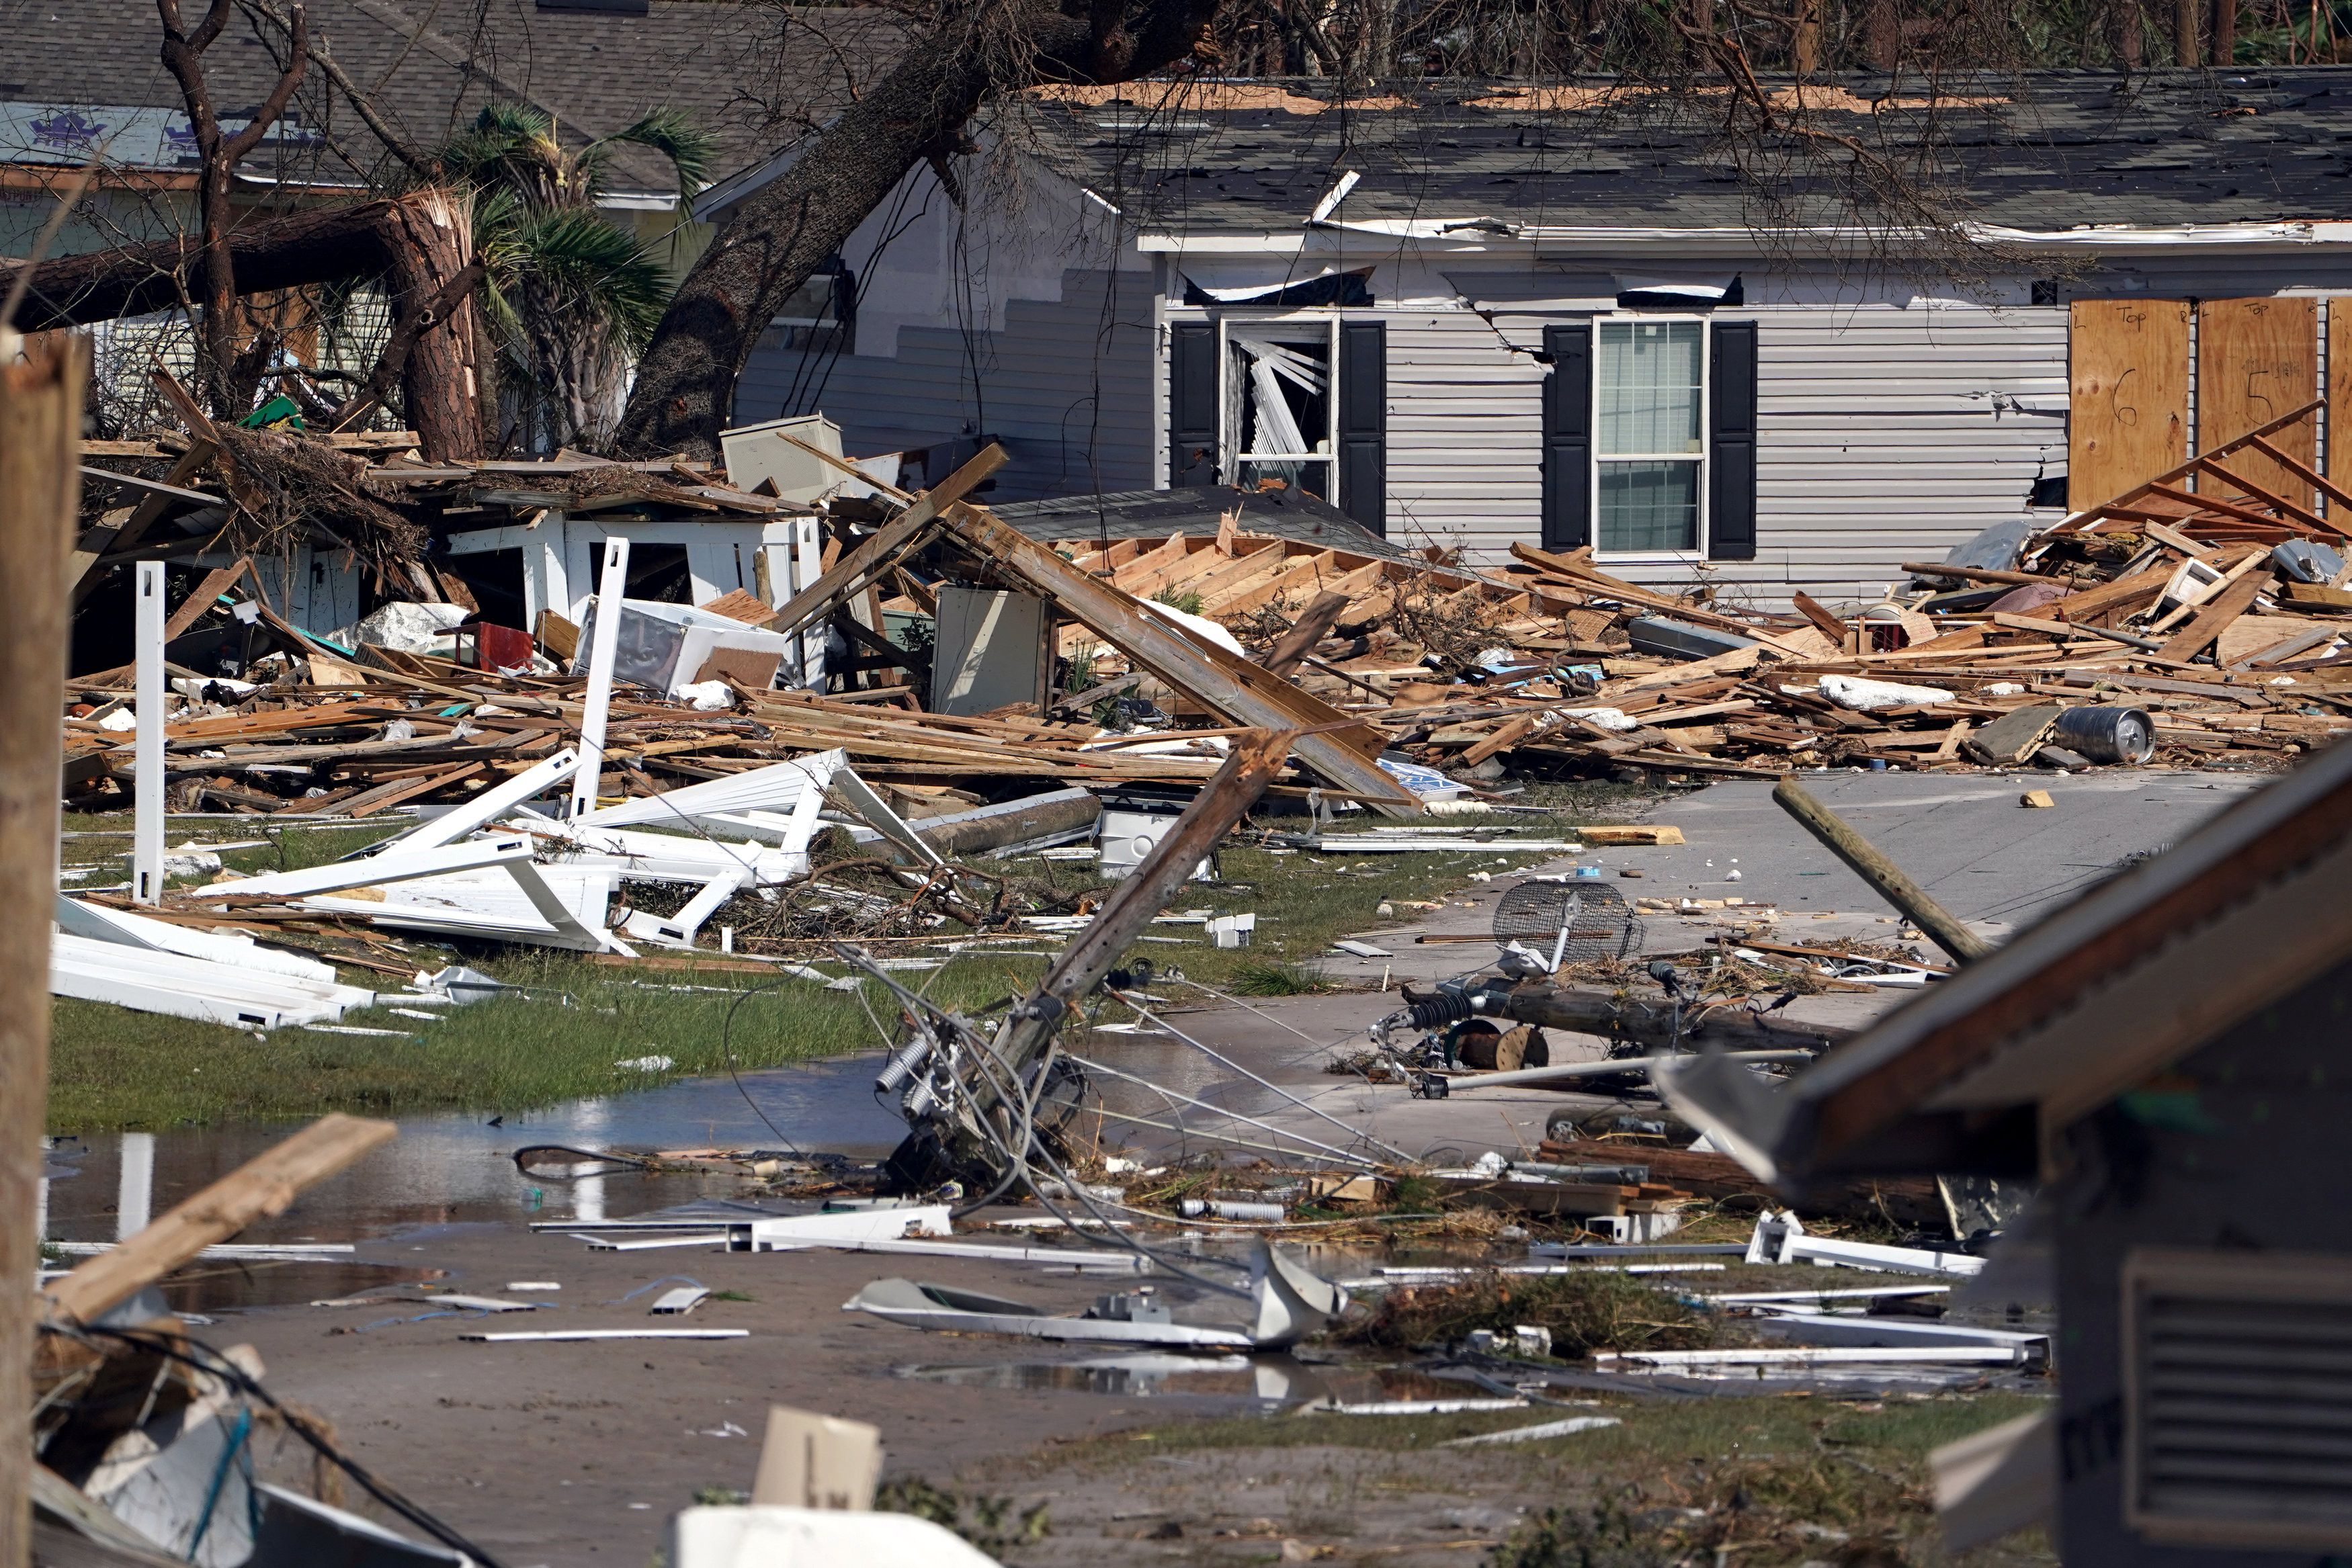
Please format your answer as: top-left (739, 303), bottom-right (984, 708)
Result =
top-left (0, 328), bottom-right (81, 1568)
top-left (1770, 778), bottom-right (1992, 963)
top-left (1486, 981), bottom-right (1857, 1052)
top-left (882, 728), bottom-right (1296, 1190)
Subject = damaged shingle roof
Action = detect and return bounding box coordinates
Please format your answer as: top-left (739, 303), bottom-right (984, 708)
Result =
top-left (0, 0), bottom-right (900, 198)
top-left (1012, 70), bottom-right (2352, 234)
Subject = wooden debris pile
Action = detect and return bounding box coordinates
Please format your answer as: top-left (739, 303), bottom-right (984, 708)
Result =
top-left (1138, 403), bottom-right (2352, 780)
top-left (71, 394), bottom-right (2352, 846)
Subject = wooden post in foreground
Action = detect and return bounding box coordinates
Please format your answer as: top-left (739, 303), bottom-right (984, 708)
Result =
top-left (0, 327), bottom-right (84, 1568)
top-left (1771, 777), bottom-right (1994, 965)
top-left (42, 1113), bottom-right (397, 1326)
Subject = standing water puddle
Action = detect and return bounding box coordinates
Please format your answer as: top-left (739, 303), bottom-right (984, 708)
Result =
top-left (38, 1030), bottom-right (1345, 1313)
top-left (898, 1355), bottom-right (1475, 1407)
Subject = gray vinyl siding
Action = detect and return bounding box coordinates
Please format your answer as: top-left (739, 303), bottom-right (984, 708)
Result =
top-left (1374, 298), bottom-right (2068, 608)
top-left (1742, 304), bottom-right (2068, 605)
top-left (1383, 312), bottom-right (1546, 552)
top-left (734, 269), bottom-right (1154, 505)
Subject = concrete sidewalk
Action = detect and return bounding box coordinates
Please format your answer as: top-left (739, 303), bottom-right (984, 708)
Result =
top-left (1093, 764), bottom-right (2265, 1169)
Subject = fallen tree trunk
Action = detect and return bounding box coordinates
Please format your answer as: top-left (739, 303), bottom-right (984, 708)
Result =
top-left (0, 190), bottom-right (482, 459)
top-left (1, 199), bottom-right (415, 332)
top-left (614, 0), bottom-right (1220, 461)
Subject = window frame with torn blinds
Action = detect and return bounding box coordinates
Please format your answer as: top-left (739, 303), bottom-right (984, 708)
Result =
top-left (1218, 312), bottom-right (1341, 501)
top-left (1163, 308), bottom-right (1388, 533)
top-left (2120, 1245), bottom-right (2352, 1552)
top-left (1542, 315), bottom-right (1757, 563)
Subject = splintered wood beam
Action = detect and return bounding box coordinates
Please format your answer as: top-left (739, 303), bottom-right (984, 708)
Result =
top-left (2155, 569), bottom-right (2275, 664)
top-left (158, 557), bottom-right (253, 644)
top-left (759, 443), bottom-right (1007, 636)
top-left (948, 503), bottom-right (1421, 814)
top-left (43, 1114), bottom-right (397, 1325)
top-left (1263, 590), bottom-right (1353, 679)
top-left (1791, 591), bottom-right (1851, 645)
top-left (1, 330), bottom-right (82, 1568)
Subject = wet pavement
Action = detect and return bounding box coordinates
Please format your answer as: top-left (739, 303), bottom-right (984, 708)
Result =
top-left (40, 767), bottom-right (2184, 1564)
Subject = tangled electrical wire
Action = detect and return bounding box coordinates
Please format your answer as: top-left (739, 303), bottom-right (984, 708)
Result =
top-left (38, 1320), bottom-right (507, 1568)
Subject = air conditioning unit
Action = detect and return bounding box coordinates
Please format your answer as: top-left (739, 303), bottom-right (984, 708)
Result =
top-left (2124, 1246), bottom-right (2352, 1551)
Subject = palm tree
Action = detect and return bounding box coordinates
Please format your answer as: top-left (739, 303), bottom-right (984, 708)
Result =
top-left (422, 104), bottom-right (715, 452)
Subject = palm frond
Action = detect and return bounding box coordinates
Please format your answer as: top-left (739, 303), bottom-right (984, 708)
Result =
top-left (505, 208), bottom-right (673, 352)
top-left (594, 107), bottom-right (719, 208)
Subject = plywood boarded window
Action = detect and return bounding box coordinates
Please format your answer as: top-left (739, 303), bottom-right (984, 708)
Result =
top-left (2068, 300), bottom-right (2188, 508)
top-left (2197, 296), bottom-right (2318, 508)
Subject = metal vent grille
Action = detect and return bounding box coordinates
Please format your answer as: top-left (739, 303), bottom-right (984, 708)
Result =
top-left (1491, 881), bottom-right (1643, 965)
top-left (2125, 1248), bottom-right (2352, 1551)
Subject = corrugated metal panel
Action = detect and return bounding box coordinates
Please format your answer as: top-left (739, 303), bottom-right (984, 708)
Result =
top-left (736, 269), bottom-right (1154, 505)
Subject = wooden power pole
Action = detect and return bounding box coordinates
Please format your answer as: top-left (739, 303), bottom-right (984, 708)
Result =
top-left (0, 329), bottom-right (84, 1568)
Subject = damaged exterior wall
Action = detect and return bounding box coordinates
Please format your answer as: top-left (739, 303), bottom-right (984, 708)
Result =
top-left (745, 73), bottom-right (2352, 607)
top-left (732, 163), bottom-right (1155, 505)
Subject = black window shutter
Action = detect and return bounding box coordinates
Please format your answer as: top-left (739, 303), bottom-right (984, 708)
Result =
top-left (1168, 323), bottom-right (1219, 487)
top-left (1337, 320), bottom-right (1386, 535)
top-left (1542, 324), bottom-right (1591, 551)
top-left (1708, 320), bottom-right (1759, 561)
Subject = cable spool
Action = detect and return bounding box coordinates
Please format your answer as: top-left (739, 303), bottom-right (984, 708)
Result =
top-left (1491, 880), bottom-right (1643, 964)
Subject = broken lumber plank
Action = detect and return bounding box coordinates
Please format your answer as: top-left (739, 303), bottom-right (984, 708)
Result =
top-left (2156, 569), bottom-right (2274, 664)
top-left (1577, 826), bottom-right (1687, 845)
top-left (44, 1114), bottom-right (396, 1324)
top-left (949, 505), bottom-right (1421, 814)
top-left (1791, 591), bottom-right (1851, 646)
top-left (1963, 703), bottom-right (2066, 765)
top-left (1264, 590), bottom-right (1353, 679)
top-left (1991, 612), bottom-right (2163, 651)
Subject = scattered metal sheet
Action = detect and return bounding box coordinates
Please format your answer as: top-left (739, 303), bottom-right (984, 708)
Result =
top-left (1441, 1415), bottom-right (1622, 1446)
top-left (462, 1329), bottom-right (750, 1342)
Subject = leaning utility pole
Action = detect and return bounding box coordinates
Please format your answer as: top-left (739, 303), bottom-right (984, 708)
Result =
top-left (0, 329), bottom-right (84, 1568)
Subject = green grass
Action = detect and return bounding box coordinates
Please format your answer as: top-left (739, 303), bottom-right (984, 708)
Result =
top-left (45, 947), bottom-right (1041, 1131)
top-left (46, 783), bottom-right (1672, 1129)
top-left (1099, 1391), bottom-right (2052, 1567)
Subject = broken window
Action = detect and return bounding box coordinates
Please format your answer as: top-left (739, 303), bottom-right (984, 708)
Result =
top-left (1595, 318), bottom-right (1705, 555)
top-left (1222, 320), bottom-right (1335, 501)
